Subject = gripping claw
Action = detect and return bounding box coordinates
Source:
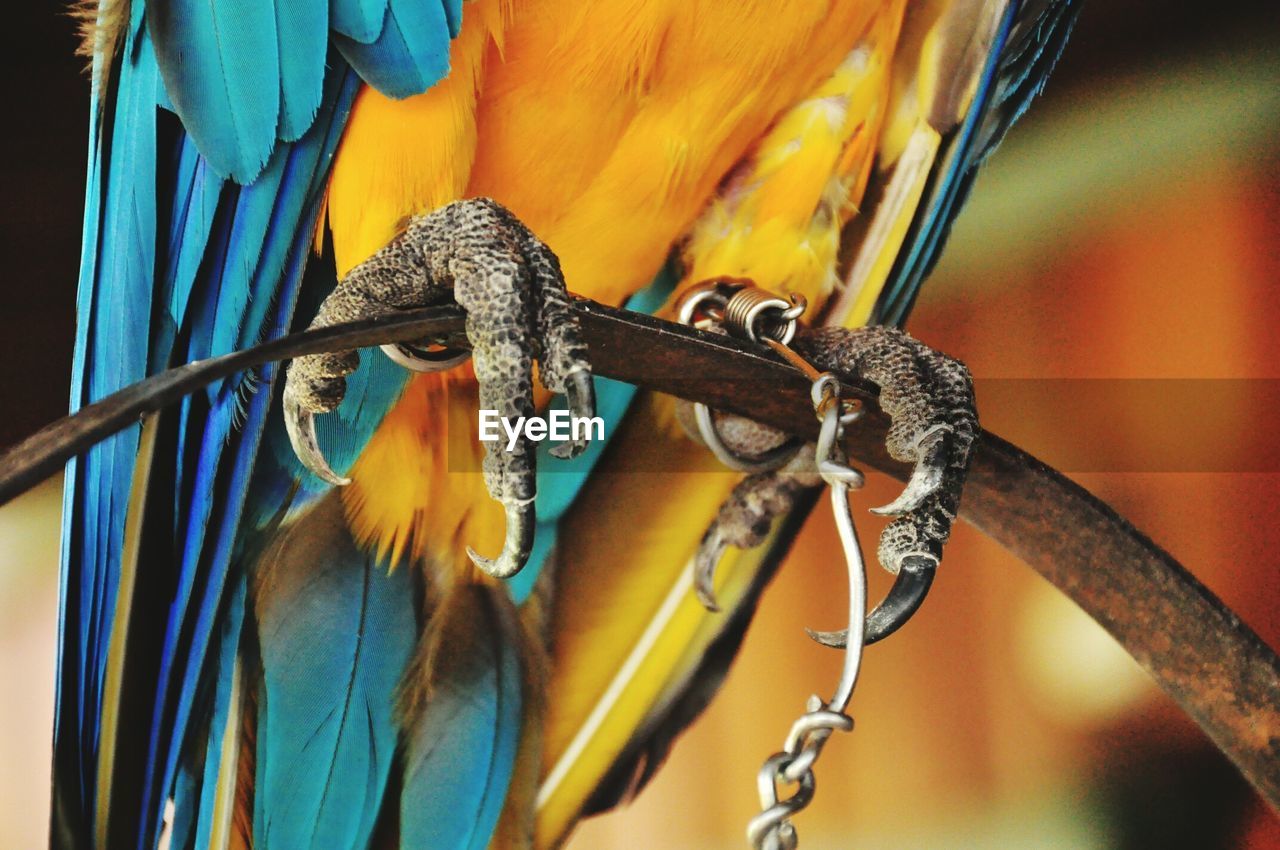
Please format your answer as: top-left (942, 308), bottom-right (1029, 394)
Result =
top-left (550, 368), bottom-right (597, 460)
top-left (284, 394), bottom-right (351, 487)
top-left (693, 532), bottom-right (728, 612)
top-left (806, 553), bottom-right (938, 647)
top-left (870, 427), bottom-right (948, 516)
top-left (467, 499), bottom-right (536, 579)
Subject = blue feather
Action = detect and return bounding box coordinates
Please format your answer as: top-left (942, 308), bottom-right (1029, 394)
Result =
top-left (442, 0), bottom-right (463, 38)
top-left (275, 0), bottom-right (330, 141)
top-left (331, 0), bottom-right (389, 44)
top-left (874, 3), bottom-right (1020, 326)
top-left (59, 2), bottom-right (468, 843)
top-left (334, 0), bottom-right (453, 100)
top-left (400, 585), bottom-right (523, 850)
top-left (149, 0), bottom-right (282, 183)
top-left (60, 22), bottom-right (159, 822)
top-left (254, 495), bottom-right (417, 850)
top-left (192, 575), bottom-right (247, 850)
top-left (168, 760), bottom-right (200, 850)
top-left (874, 0), bottom-right (1082, 326)
top-left (157, 137), bottom-right (220, 364)
top-left (136, 63), bottom-right (363, 849)
top-left (185, 570), bottom-right (247, 850)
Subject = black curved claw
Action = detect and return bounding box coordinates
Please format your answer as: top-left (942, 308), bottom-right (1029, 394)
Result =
top-left (864, 555), bottom-right (936, 644)
top-left (807, 554), bottom-right (937, 648)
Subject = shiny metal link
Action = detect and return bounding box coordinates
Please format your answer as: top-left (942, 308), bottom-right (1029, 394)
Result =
top-left (677, 278), bottom-right (807, 345)
top-left (748, 363), bottom-right (869, 850)
top-left (675, 278), bottom-right (872, 850)
top-left (677, 279), bottom-right (808, 472)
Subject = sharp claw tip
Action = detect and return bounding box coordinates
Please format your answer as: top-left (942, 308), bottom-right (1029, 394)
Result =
top-left (805, 627), bottom-right (849, 649)
top-left (870, 463), bottom-right (944, 515)
top-left (549, 440), bottom-right (586, 460)
top-left (466, 545), bottom-right (514, 579)
top-left (692, 538), bottom-right (726, 613)
top-left (466, 531), bottom-right (531, 580)
top-left (694, 587), bottom-right (722, 613)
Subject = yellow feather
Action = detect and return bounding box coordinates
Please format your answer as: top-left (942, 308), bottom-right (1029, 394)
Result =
top-left (329, 0), bottom-right (889, 571)
top-left (314, 4), bottom-right (1011, 844)
top-left (533, 396), bottom-right (743, 847)
top-left (95, 415), bottom-right (159, 848)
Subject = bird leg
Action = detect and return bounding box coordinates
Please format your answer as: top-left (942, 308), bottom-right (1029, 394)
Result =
top-left (692, 325), bottom-right (978, 643)
top-left (282, 198), bottom-right (594, 579)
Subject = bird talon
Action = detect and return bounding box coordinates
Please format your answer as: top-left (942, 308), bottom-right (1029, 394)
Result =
top-left (805, 627), bottom-right (848, 648)
top-left (466, 499), bottom-right (536, 579)
top-left (870, 426), bottom-right (948, 516)
top-left (805, 552), bottom-right (938, 647)
top-left (549, 368), bottom-right (596, 460)
top-left (693, 532), bottom-right (728, 612)
top-left (283, 393), bottom-right (351, 486)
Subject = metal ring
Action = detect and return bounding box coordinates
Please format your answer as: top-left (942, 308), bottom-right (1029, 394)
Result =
top-left (380, 342), bottom-right (471, 372)
top-left (693, 403), bottom-right (804, 473)
top-left (677, 280), bottom-right (807, 473)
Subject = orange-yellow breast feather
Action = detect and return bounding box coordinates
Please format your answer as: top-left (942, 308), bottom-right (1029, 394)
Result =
top-left (327, 0), bottom-right (903, 569)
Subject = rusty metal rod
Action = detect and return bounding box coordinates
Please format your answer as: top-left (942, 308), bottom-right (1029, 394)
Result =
top-left (1, 298), bottom-right (1277, 811)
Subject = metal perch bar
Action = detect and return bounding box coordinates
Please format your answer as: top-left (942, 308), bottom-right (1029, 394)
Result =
top-left (1, 298), bottom-right (1277, 811)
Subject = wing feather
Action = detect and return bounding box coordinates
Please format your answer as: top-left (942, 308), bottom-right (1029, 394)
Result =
top-left (872, 0), bottom-right (1083, 325)
top-left (59, 2), bottom-right (463, 846)
top-left (253, 493), bottom-right (417, 850)
top-left (399, 584), bottom-right (524, 850)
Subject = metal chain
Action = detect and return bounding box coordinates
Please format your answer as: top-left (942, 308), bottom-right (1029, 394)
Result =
top-left (676, 279), bottom-right (872, 850)
top-left (747, 367), bottom-right (869, 850)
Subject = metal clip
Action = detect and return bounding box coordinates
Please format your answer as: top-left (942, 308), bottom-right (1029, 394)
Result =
top-left (677, 279), bottom-right (807, 472)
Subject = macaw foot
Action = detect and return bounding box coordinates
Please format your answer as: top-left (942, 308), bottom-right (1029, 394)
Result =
top-left (691, 453), bottom-right (822, 612)
top-left (282, 197), bottom-right (594, 579)
top-left (693, 325), bottom-right (977, 643)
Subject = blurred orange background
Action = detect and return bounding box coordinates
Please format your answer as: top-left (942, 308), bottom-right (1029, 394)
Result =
top-left (2, 2), bottom-right (1278, 848)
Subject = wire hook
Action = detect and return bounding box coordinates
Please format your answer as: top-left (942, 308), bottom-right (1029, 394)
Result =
top-left (747, 370), bottom-right (868, 850)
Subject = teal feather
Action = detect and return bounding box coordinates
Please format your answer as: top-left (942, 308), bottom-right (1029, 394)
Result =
top-left (149, 0), bottom-right (282, 183)
top-left (275, 0), bottom-right (330, 141)
top-left (253, 494), bottom-right (417, 850)
top-left (62, 0), bottom-right (468, 844)
top-left (157, 138), bottom-right (220, 363)
top-left (399, 585), bottom-right (523, 850)
top-left (330, 0), bottom-right (388, 44)
top-left (168, 761), bottom-right (200, 850)
top-left (334, 0), bottom-right (454, 100)
top-left (192, 575), bottom-right (247, 850)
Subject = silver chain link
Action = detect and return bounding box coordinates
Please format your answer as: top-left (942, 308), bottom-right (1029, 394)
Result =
top-left (747, 384), bottom-right (869, 850)
top-left (676, 279), bottom-right (872, 850)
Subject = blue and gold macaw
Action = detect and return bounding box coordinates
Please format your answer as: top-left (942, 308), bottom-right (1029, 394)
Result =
top-left (56, 1), bottom-right (1079, 848)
